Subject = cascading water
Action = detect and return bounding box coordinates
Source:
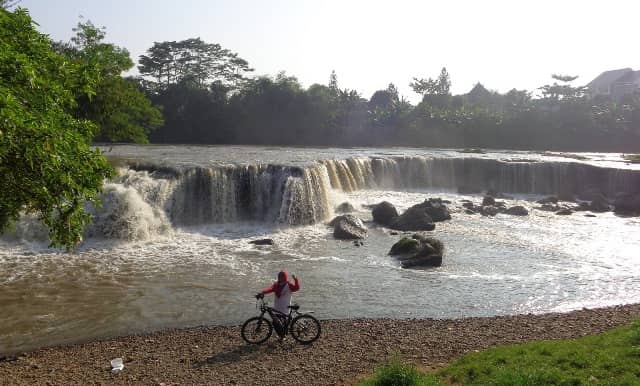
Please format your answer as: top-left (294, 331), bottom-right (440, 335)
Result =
top-left (11, 154), bottom-right (636, 243)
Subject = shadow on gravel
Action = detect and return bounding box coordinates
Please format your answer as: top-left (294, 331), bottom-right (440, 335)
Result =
top-left (193, 341), bottom-right (297, 368)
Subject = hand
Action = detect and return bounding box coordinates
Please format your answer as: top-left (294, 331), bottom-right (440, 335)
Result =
top-left (255, 292), bottom-right (264, 299)
top-left (292, 274), bottom-right (297, 280)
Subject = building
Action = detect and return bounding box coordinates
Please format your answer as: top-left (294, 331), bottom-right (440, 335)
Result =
top-left (587, 68), bottom-right (640, 100)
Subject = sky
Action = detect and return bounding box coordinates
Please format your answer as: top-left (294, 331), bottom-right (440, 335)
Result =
top-left (18, 0), bottom-right (640, 103)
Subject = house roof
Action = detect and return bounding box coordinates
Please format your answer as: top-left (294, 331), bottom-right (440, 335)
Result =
top-left (587, 68), bottom-right (633, 89)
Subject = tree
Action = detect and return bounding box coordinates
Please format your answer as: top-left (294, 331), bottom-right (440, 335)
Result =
top-left (0, 8), bottom-right (112, 248)
top-left (410, 67), bottom-right (451, 96)
top-left (329, 70), bottom-right (338, 94)
top-left (138, 38), bottom-right (253, 91)
top-left (55, 20), bottom-right (163, 143)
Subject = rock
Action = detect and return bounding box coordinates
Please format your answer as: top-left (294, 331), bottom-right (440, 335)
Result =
top-left (389, 231), bottom-right (399, 235)
top-left (329, 215), bottom-right (367, 240)
top-left (577, 188), bottom-right (606, 202)
top-left (401, 255), bottom-right (442, 269)
top-left (506, 206), bottom-right (529, 216)
top-left (537, 196), bottom-right (558, 204)
top-left (584, 214), bottom-right (596, 217)
top-left (249, 239), bottom-right (273, 245)
top-left (465, 209), bottom-right (476, 215)
top-left (371, 201), bottom-right (399, 226)
top-left (480, 206), bottom-right (499, 216)
top-left (536, 203), bottom-right (560, 212)
top-left (416, 199), bottom-right (451, 222)
top-left (482, 196), bottom-right (496, 206)
top-left (389, 235), bottom-right (444, 269)
top-left (389, 206), bottom-right (435, 231)
top-left (335, 202), bottom-right (355, 213)
top-left (557, 192), bottom-right (576, 202)
top-left (462, 202), bottom-right (475, 209)
top-left (486, 189), bottom-right (513, 199)
top-left (353, 240), bottom-right (364, 247)
top-left (388, 237), bottom-right (420, 255)
top-left (589, 196), bottom-right (610, 213)
top-left (458, 186), bottom-right (482, 194)
top-left (556, 208), bottom-right (573, 215)
top-left (613, 192), bottom-right (640, 215)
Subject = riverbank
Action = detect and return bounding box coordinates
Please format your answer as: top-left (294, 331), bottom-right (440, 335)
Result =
top-left (1, 304), bottom-right (639, 385)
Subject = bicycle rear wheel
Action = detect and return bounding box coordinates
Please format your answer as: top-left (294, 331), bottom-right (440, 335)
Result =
top-left (241, 316), bottom-right (273, 344)
top-left (290, 314), bottom-right (321, 344)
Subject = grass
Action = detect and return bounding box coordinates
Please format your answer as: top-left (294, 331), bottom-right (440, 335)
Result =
top-left (356, 359), bottom-right (443, 386)
top-left (358, 319), bottom-right (640, 386)
top-left (623, 154), bottom-right (640, 163)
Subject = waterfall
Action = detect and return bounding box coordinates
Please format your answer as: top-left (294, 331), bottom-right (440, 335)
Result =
top-left (68, 155), bottom-right (639, 241)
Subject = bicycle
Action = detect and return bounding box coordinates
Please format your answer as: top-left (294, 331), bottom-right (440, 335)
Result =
top-left (241, 294), bottom-right (321, 345)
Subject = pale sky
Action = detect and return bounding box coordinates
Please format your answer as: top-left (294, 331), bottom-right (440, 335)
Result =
top-left (19, 0), bottom-right (640, 103)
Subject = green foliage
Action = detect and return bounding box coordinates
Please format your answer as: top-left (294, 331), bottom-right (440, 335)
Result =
top-left (439, 318), bottom-right (640, 385)
top-left (55, 20), bottom-right (163, 143)
top-left (357, 359), bottom-right (443, 386)
top-left (0, 8), bottom-right (112, 248)
top-left (138, 38), bottom-right (253, 91)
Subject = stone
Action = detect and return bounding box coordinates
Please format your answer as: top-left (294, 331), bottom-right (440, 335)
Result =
top-left (613, 192), bottom-right (640, 215)
top-left (401, 255), bottom-right (442, 269)
top-left (388, 237), bottom-right (420, 255)
top-left (335, 202), bottom-right (355, 213)
top-left (389, 234), bottom-right (444, 269)
top-left (329, 215), bottom-right (367, 240)
top-left (505, 206), bottom-right (529, 216)
top-left (389, 206), bottom-right (435, 231)
top-left (555, 208), bottom-right (573, 215)
top-left (536, 196), bottom-right (558, 204)
top-left (249, 239), bottom-right (273, 245)
top-left (482, 196), bottom-right (496, 206)
top-left (371, 201), bottom-right (399, 226)
top-left (589, 196), bottom-right (610, 213)
top-left (465, 209), bottom-right (476, 215)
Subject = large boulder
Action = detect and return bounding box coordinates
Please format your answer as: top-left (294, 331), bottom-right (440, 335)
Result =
top-left (388, 237), bottom-right (420, 255)
top-left (537, 196), bottom-right (558, 204)
top-left (249, 238), bottom-right (274, 245)
top-left (335, 202), bottom-right (355, 213)
top-left (389, 206), bottom-right (435, 231)
top-left (506, 205), bottom-right (529, 216)
top-left (389, 234), bottom-right (444, 269)
top-left (614, 193), bottom-right (640, 215)
top-left (482, 195), bottom-right (496, 206)
top-left (589, 196), bottom-right (610, 213)
top-left (329, 215), bottom-right (367, 240)
top-left (371, 201), bottom-right (399, 226)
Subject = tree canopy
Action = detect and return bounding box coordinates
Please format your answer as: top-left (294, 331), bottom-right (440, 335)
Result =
top-left (0, 8), bottom-right (112, 248)
top-left (54, 20), bottom-right (163, 143)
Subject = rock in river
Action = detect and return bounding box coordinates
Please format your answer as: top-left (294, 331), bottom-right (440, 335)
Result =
top-left (329, 215), bottom-right (367, 240)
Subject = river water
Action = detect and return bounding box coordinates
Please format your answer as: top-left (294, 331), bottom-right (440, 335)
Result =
top-left (1, 146), bottom-right (639, 354)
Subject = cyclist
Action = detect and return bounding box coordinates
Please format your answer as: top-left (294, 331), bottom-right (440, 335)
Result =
top-left (256, 270), bottom-right (300, 336)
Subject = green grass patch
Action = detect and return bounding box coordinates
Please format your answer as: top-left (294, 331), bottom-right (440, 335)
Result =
top-left (356, 359), bottom-right (443, 386)
top-left (357, 320), bottom-right (640, 386)
top-left (439, 319), bottom-right (640, 385)
top-left (623, 154), bottom-right (640, 163)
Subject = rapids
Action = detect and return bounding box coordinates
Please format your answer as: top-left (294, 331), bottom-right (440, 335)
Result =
top-left (1, 146), bottom-right (639, 354)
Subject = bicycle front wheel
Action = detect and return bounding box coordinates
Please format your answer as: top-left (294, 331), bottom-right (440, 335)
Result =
top-left (241, 316), bottom-right (273, 344)
top-left (290, 314), bottom-right (321, 344)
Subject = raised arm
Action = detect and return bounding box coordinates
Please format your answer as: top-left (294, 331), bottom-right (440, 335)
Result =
top-left (289, 275), bottom-right (300, 292)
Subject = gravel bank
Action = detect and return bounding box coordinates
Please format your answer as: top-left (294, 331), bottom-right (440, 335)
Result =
top-left (1, 304), bottom-right (639, 385)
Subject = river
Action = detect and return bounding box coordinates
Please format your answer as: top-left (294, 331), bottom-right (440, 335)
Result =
top-left (1, 145), bottom-right (639, 354)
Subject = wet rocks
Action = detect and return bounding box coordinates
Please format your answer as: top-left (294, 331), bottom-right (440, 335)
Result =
top-left (329, 215), bottom-right (367, 240)
top-left (371, 201), bottom-right (398, 226)
top-left (536, 196), bottom-right (558, 204)
top-left (389, 234), bottom-right (444, 269)
top-left (335, 202), bottom-right (355, 213)
top-left (389, 206), bottom-right (435, 231)
top-left (249, 238), bottom-right (274, 245)
top-left (482, 195), bottom-right (496, 206)
top-left (613, 193), bottom-right (640, 215)
top-left (505, 205), bottom-right (529, 216)
top-left (555, 208), bottom-right (573, 216)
